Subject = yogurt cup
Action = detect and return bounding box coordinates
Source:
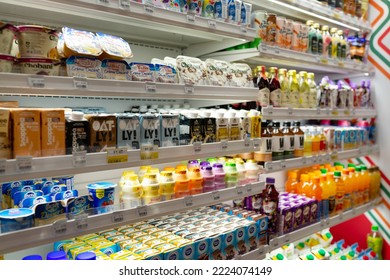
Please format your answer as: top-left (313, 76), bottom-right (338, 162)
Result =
top-left (18, 57), bottom-right (60, 76)
top-left (0, 23), bottom-right (17, 54)
top-left (87, 182), bottom-right (117, 213)
top-left (0, 54), bottom-right (15, 73)
top-left (0, 208), bottom-right (34, 233)
top-left (16, 25), bottom-right (59, 58)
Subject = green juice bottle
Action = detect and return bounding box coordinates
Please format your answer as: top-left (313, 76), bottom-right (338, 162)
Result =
top-left (298, 71), bottom-right (310, 108)
top-left (307, 72), bottom-right (318, 108)
top-left (367, 225), bottom-right (383, 259)
top-left (288, 70), bottom-right (300, 108)
top-left (279, 68), bottom-right (290, 108)
top-left (307, 20), bottom-right (318, 54)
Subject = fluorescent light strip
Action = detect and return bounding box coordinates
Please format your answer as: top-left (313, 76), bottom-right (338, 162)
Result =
top-left (267, 0), bottom-right (361, 31)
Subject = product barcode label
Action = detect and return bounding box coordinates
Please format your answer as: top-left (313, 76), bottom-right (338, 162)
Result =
top-left (302, 157), bottom-right (307, 165)
top-left (280, 160), bottom-right (287, 168)
top-left (120, 0), bottom-right (130, 9)
top-left (193, 142), bottom-right (202, 152)
top-left (266, 162), bottom-right (273, 171)
top-left (283, 234), bottom-right (290, 244)
top-left (16, 156), bottom-right (33, 171)
top-left (272, 238), bottom-right (279, 248)
top-left (253, 138), bottom-right (261, 149)
top-left (73, 77), bottom-right (88, 89)
top-left (184, 196), bottom-right (193, 207)
top-left (246, 184), bottom-right (252, 193)
top-left (325, 218), bottom-right (330, 226)
top-left (53, 219), bottom-right (67, 234)
top-left (287, 107), bottom-right (293, 115)
top-left (28, 76), bottom-right (45, 88)
top-left (316, 108), bottom-right (321, 115)
top-left (0, 158), bottom-right (6, 173)
top-left (137, 206), bottom-right (148, 217)
top-left (244, 138), bottom-right (251, 148)
top-left (107, 147), bottom-right (128, 164)
top-left (184, 84), bottom-right (194, 94)
top-left (240, 27), bottom-right (247, 34)
top-left (186, 14), bottom-right (195, 24)
top-left (140, 144), bottom-right (159, 160)
top-left (221, 140), bottom-right (228, 150)
top-left (75, 214), bottom-right (88, 230)
top-left (72, 150), bottom-right (87, 167)
top-left (258, 247), bottom-right (265, 256)
top-left (145, 82), bottom-right (157, 92)
top-left (339, 211), bottom-right (344, 221)
top-left (320, 219), bottom-right (325, 228)
top-left (208, 20), bottom-right (216, 29)
top-left (211, 191), bottom-right (220, 201)
top-left (112, 212), bottom-right (124, 223)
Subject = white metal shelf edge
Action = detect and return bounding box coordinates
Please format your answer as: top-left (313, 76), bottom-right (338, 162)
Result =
top-left (0, 140), bottom-right (256, 182)
top-left (0, 181), bottom-right (265, 254)
top-left (240, 197), bottom-right (383, 260)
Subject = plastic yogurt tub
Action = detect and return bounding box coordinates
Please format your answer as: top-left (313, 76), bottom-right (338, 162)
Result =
top-left (0, 54), bottom-right (15, 73)
top-left (16, 25), bottom-right (59, 58)
top-left (87, 182), bottom-right (117, 213)
top-left (18, 57), bottom-right (60, 76)
top-left (0, 208), bottom-right (34, 233)
top-left (0, 23), bottom-right (17, 54)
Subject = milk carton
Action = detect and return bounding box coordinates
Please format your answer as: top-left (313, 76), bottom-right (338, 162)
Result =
top-left (199, 110), bottom-right (216, 143)
top-left (65, 111), bottom-right (90, 154)
top-left (160, 113), bottom-right (180, 147)
top-left (41, 109), bottom-right (65, 156)
top-left (140, 113), bottom-right (160, 159)
top-left (0, 108), bottom-right (12, 159)
top-left (86, 114), bottom-right (117, 152)
top-left (179, 110), bottom-right (203, 145)
top-left (116, 114), bottom-right (140, 150)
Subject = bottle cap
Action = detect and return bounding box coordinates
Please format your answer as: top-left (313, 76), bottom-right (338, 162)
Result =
top-left (362, 255), bottom-right (369, 260)
top-left (46, 251), bottom-right (67, 260)
top-left (276, 253), bottom-right (284, 260)
top-left (340, 255), bottom-right (347, 260)
top-left (266, 177), bottom-right (275, 184)
top-left (273, 122), bottom-right (280, 127)
top-left (75, 252), bottom-right (96, 260)
top-left (348, 251), bottom-right (355, 258)
top-left (70, 111), bottom-right (84, 121)
top-left (347, 163), bottom-right (356, 168)
top-left (372, 225), bottom-right (379, 231)
top-left (334, 171), bottom-right (341, 177)
top-left (22, 255), bottom-right (43, 260)
top-left (319, 249), bottom-right (326, 256)
top-left (283, 121), bottom-right (291, 127)
top-left (306, 254), bottom-right (315, 260)
top-left (320, 168), bottom-right (327, 174)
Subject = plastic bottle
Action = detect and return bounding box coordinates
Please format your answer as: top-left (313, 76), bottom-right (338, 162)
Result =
top-left (141, 173), bottom-right (161, 205)
top-left (119, 174), bottom-right (143, 208)
top-left (297, 174), bottom-right (311, 196)
top-left (292, 121), bottom-right (304, 157)
top-left (285, 171), bottom-right (299, 193)
top-left (306, 20), bottom-right (318, 54)
top-left (360, 165), bottom-right (370, 203)
top-left (254, 121), bottom-right (272, 164)
top-left (311, 127), bottom-right (320, 155)
top-left (333, 171), bottom-right (345, 213)
top-left (22, 255), bottom-right (43, 260)
top-left (257, 65), bottom-right (270, 110)
top-left (341, 169), bottom-right (352, 210)
top-left (212, 163), bottom-right (226, 190)
top-left (75, 252), bottom-right (96, 260)
top-left (138, 165), bottom-right (151, 183)
top-left (330, 28), bottom-right (340, 59)
top-left (262, 177), bottom-right (279, 235)
top-left (268, 66), bottom-right (282, 107)
top-left (188, 167), bottom-right (204, 195)
top-left (322, 25), bottom-right (332, 58)
top-left (307, 73), bottom-right (318, 109)
top-left (271, 122), bottom-right (285, 161)
top-left (279, 68), bottom-right (291, 108)
top-left (224, 162), bottom-right (239, 188)
top-left (288, 70), bottom-right (300, 108)
top-left (326, 172), bottom-right (337, 216)
top-left (245, 160), bottom-right (260, 184)
top-left (337, 30), bottom-right (347, 60)
top-left (318, 127), bottom-right (327, 154)
top-left (282, 121), bottom-right (295, 159)
top-left (248, 109), bottom-right (261, 139)
top-left (159, 171), bottom-right (175, 201)
top-left (298, 71), bottom-right (310, 108)
top-left (319, 169), bottom-right (330, 219)
top-left (174, 169), bottom-right (190, 198)
top-left (235, 159), bottom-right (247, 186)
top-left (313, 23), bottom-right (323, 55)
top-left (309, 175), bottom-right (323, 219)
top-left (303, 127), bottom-right (312, 157)
top-left (369, 166), bottom-right (381, 200)
top-left (367, 225), bottom-right (383, 259)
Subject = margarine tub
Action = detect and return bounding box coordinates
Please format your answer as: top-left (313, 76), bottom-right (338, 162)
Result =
top-left (16, 25), bottom-right (59, 58)
top-left (62, 27), bottom-right (102, 57)
top-left (87, 182), bottom-right (116, 213)
top-left (0, 23), bottom-right (17, 54)
top-left (18, 57), bottom-right (60, 76)
top-left (0, 208), bottom-right (34, 233)
top-left (96, 32), bottom-right (132, 60)
top-left (0, 54), bottom-right (15, 73)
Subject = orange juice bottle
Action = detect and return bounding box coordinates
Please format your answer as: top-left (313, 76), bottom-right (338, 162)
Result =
top-left (355, 166), bottom-right (364, 205)
top-left (348, 167), bottom-right (359, 206)
top-left (285, 171), bottom-right (299, 193)
top-left (360, 165), bottom-right (370, 203)
top-left (297, 174), bottom-right (311, 197)
top-left (174, 169), bottom-right (190, 198)
top-left (188, 167), bottom-right (203, 195)
top-left (326, 172), bottom-right (337, 216)
top-left (342, 169), bottom-right (352, 210)
top-left (310, 175), bottom-right (323, 218)
top-left (320, 169), bottom-right (330, 218)
top-left (333, 171), bottom-right (345, 213)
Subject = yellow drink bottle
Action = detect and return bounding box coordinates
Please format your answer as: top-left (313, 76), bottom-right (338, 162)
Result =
top-left (333, 171), bottom-right (345, 214)
top-left (326, 173), bottom-right (337, 216)
top-left (285, 171), bottom-right (299, 193)
top-left (342, 169), bottom-right (352, 210)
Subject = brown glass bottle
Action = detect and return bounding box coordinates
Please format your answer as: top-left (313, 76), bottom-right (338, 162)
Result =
top-left (254, 121), bottom-right (272, 165)
top-left (282, 121), bottom-right (295, 159)
top-left (257, 65), bottom-right (270, 110)
top-left (271, 122), bottom-right (284, 161)
top-left (292, 121), bottom-right (304, 157)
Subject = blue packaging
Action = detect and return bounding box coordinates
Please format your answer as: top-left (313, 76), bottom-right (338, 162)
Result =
top-left (202, 0), bottom-right (216, 18)
top-left (34, 201), bottom-right (66, 225)
top-left (54, 190), bottom-right (78, 201)
top-left (188, 0), bottom-right (203, 15)
top-left (52, 176), bottom-right (74, 190)
top-left (87, 182), bottom-right (116, 214)
top-left (42, 184), bottom-right (67, 197)
top-left (220, 228), bottom-right (236, 260)
top-left (179, 0), bottom-right (188, 12)
top-left (13, 190), bottom-right (43, 208)
top-left (180, 235), bottom-right (209, 260)
top-left (0, 208), bottom-right (34, 233)
top-left (207, 229), bottom-right (223, 260)
top-left (21, 195), bottom-right (52, 208)
top-left (65, 195), bottom-right (93, 217)
top-left (129, 62), bottom-right (155, 82)
top-left (227, 0), bottom-right (236, 23)
top-left (54, 239), bottom-right (75, 251)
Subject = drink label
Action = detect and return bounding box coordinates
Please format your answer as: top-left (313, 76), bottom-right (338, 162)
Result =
top-left (290, 89), bottom-right (299, 107)
top-left (272, 136), bottom-right (284, 152)
top-left (270, 89), bottom-right (281, 107)
top-left (284, 135), bottom-right (294, 152)
top-left (259, 136), bottom-right (272, 153)
top-left (258, 87), bottom-right (270, 107)
top-left (300, 90), bottom-right (310, 108)
top-left (309, 87), bottom-right (318, 108)
top-left (294, 134), bottom-right (304, 150)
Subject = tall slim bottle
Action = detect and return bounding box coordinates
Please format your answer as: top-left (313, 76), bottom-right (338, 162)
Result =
top-left (271, 122), bottom-right (284, 161)
top-left (306, 20), bottom-right (318, 54)
top-left (298, 71), bottom-right (310, 108)
top-left (257, 65), bottom-right (270, 110)
top-left (262, 177), bottom-right (279, 235)
top-left (288, 70), bottom-right (300, 108)
top-left (330, 28), bottom-right (340, 59)
top-left (292, 121), bottom-right (304, 157)
top-left (322, 25), bottom-right (332, 58)
top-left (268, 67), bottom-right (282, 107)
top-left (307, 73), bottom-right (318, 108)
top-left (279, 68), bottom-right (290, 108)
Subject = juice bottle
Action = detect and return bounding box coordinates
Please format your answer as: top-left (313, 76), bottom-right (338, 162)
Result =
top-left (257, 65), bottom-right (270, 110)
top-left (271, 122), bottom-right (285, 161)
top-left (279, 68), bottom-right (291, 108)
top-left (282, 121), bottom-right (295, 159)
top-left (141, 173), bottom-right (161, 205)
top-left (306, 20), bottom-right (318, 54)
top-left (348, 167), bottom-right (359, 206)
top-left (245, 160), bottom-right (260, 184)
top-left (119, 174), bottom-right (143, 208)
top-left (309, 175), bottom-right (323, 219)
top-left (311, 127), bottom-right (320, 155)
top-left (320, 169), bottom-right (330, 219)
top-left (303, 127), bottom-right (312, 157)
top-left (262, 177), bottom-right (279, 235)
top-left (159, 171), bottom-right (175, 201)
top-left (334, 171), bottom-right (345, 213)
top-left (360, 165), bottom-right (370, 203)
top-left (138, 165), bottom-right (151, 183)
top-left (314, 23), bottom-right (323, 55)
top-left (367, 225), bottom-right (383, 260)
top-left (188, 159), bottom-right (199, 169)
top-left (307, 72), bottom-right (318, 109)
top-left (355, 166), bottom-right (364, 205)
top-left (337, 30), bottom-right (347, 60)
top-left (322, 25), bottom-right (332, 58)
top-left (268, 67), bottom-right (282, 107)
top-left (174, 169), bottom-right (190, 198)
top-left (318, 127), bottom-right (328, 154)
top-left (212, 163), bottom-right (226, 190)
top-left (201, 166), bottom-right (215, 193)
top-left (224, 162), bottom-right (238, 188)
top-left (288, 70), bottom-right (300, 108)
top-left (235, 159), bottom-right (247, 186)
top-left (330, 28), bottom-right (340, 59)
top-left (285, 170), bottom-right (299, 193)
top-left (298, 71), bottom-right (310, 108)
top-left (326, 172), bottom-right (337, 216)
top-left (248, 109), bottom-right (261, 139)
top-left (254, 121), bottom-right (272, 165)
top-left (369, 166), bottom-right (380, 200)
top-left (188, 167), bottom-right (204, 195)
top-left (342, 169), bottom-right (352, 210)
top-left (292, 121), bottom-right (304, 157)
top-left (297, 174), bottom-right (311, 196)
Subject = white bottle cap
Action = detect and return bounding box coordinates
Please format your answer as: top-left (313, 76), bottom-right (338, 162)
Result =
top-left (173, 104), bottom-right (181, 109)
top-left (188, 110), bottom-right (198, 118)
top-left (70, 111), bottom-right (84, 121)
top-left (237, 110), bottom-right (248, 118)
top-left (163, 104), bottom-right (171, 109)
top-left (183, 103), bottom-right (191, 109)
top-left (151, 104), bottom-right (159, 110)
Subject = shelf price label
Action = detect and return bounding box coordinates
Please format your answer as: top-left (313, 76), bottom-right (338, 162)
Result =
top-left (112, 212), bottom-right (124, 223)
top-left (193, 142), bottom-right (202, 152)
top-left (144, 4), bottom-right (154, 15)
top-left (75, 214), bottom-right (88, 231)
top-left (208, 20), bottom-right (216, 29)
top-left (107, 147), bottom-right (128, 164)
top-left (72, 150), bottom-right (87, 167)
top-left (0, 158), bottom-right (6, 173)
top-left (73, 77), bottom-right (88, 89)
top-left (186, 14), bottom-right (196, 24)
top-left (140, 144), bottom-right (159, 160)
top-left (145, 82), bottom-right (157, 92)
top-left (338, 211), bottom-right (344, 221)
top-left (330, 151), bottom-right (338, 161)
top-left (246, 184), bottom-right (252, 193)
top-left (221, 140), bottom-right (228, 150)
top-left (320, 219), bottom-right (325, 228)
top-left (271, 238), bottom-right (279, 248)
top-left (283, 234), bottom-right (290, 244)
top-left (184, 196), bottom-right (193, 207)
top-left (28, 76), bottom-right (45, 88)
top-left (257, 246), bottom-right (265, 257)
top-left (302, 157), bottom-right (308, 165)
top-left (120, 0), bottom-right (131, 9)
top-left (211, 191), bottom-right (220, 201)
top-left (53, 219), bottom-right (67, 234)
top-left (184, 84), bottom-right (194, 94)
top-left (244, 138), bottom-right (251, 148)
top-left (236, 186), bottom-right (245, 196)
top-left (97, 0), bottom-right (110, 5)
top-left (137, 206), bottom-right (148, 217)
top-left (240, 27), bottom-right (247, 34)
top-left (287, 107), bottom-right (293, 115)
top-left (16, 156), bottom-right (33, 171)
top-left (266, 162), bottom-right (273, 171)
top-left (280, 160), bottom-right (287, 169)
top-left (253, 138), bottom-right (261, 149)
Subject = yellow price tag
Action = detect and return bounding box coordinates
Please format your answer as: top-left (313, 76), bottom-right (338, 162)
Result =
top-left (338, 61), bottom-right (345, 67)
top-left (331, 110), bottom-right (339, 116)
top-left (320, 58), bottom-right (328, 64)
top-left (140, 144), bottom-right (159, 160)
top-left (344, 110), bottom-right (351, 116)
top-left (107, 147), bottom-right (128, 164)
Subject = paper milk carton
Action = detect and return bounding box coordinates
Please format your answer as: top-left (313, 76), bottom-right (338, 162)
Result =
top-left (41, 109), bottom-right (65, 156)
top-left (140, 113), bottom-right (160, 159)
top-left (160, 113), bottom-right (180, 147)
top-left (85, 114), bottom-right (117, 152)
top-left (0, 108), bottom-right (12, 159)
top-left (11, 109), bottom-right (41, 157)
top-left (116, 114), bottom-right (140, 150)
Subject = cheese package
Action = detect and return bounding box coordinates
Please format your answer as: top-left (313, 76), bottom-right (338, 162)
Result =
top-left (66, 56), bottom-right (102, 78)
top-left (62, 27), bottom-right (102, 57)
top-left (228, 63), bottom-right (252, 88)
top-left (154, 64), bottom-right (177, 83)
top-left (11, 109), bottom-right (41, 157)
top-left (205, 59), bottom-right (230, 86)
top-left (129, 62), bottom-right (155, 82)
top-left (96, 32), bottom-right (133, 60)
top-left (41, 109), bottom-right (65, 156)
top-left (176, 56), bottom-right (207, 85)
top-left (101, 59), bottom-right (131, 80)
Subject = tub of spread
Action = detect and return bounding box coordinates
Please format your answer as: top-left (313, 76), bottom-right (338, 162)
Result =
top-left (18, 57), bottom-right (60, 76)
top-left (101, 59), bottom-right (131, 80)
top-left (62, 27), bottom-right (102, 57)
top-left (0, 54), bottom-right (15, 73)
top-left (0, 208), bottom-right (34, 233)
top-left (129, 62), bottom-right (155, 82)
top-left (0, 23), bottom-right (17, 54)
top-left (16, 25), bottom-right (59, 59)
top-left (87, 182), bottom-right (116, 213)
top-left (96, 32), bottom-right (132, 60)
top-left (66, 56), bottom-right (102, 78)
